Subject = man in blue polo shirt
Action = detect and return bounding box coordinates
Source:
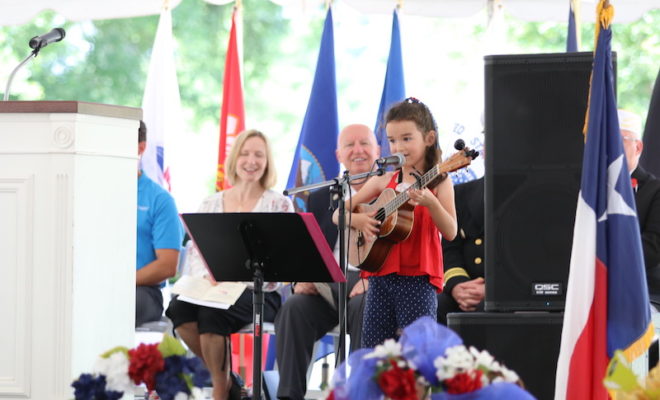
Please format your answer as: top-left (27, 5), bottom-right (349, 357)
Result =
top-left (136, 120), bottom-right (183, 326)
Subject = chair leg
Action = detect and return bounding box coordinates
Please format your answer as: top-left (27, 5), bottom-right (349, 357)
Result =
top-left (320, 357), bottom-right (330, 390)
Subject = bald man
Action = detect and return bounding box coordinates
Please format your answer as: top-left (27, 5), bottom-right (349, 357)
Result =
top-left (619, 109), bottom-right (660, 306)
top-left (275, 124), bottom-right (380, 400)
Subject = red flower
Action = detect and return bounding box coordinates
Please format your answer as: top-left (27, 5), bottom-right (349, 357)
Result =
top-left (631, 178), bottom-right (639, 191)
top-left (377, 359), bottom-right (418, 400)
top-left (326, 389), bottom-right (335, 400)
top-left (128, 343), bottom-right (165, 391)
top-left (444, 370), bottom-right (484, 394)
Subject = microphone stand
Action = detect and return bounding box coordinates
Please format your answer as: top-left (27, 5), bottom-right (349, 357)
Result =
top-left (4, 32), bottom-right (56, 102)
top-left (285, 166), bottom-right (385, 364)
top-left (3, 51), bottom-right (37, 101)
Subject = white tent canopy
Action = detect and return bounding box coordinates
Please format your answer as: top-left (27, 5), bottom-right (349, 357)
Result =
top-left (0, 0), bottom-right (656, 26)
top-left (0, 0), bottom-right (184, 26)
top-left (341, 0), bottom-right (659, 23)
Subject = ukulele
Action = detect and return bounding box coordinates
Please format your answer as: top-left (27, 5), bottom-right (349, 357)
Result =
top-left (347, 140), bottom-right (479, 273)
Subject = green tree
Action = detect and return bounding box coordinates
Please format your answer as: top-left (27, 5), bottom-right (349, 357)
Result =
top-left (504, 9), bottom-right (660, 118)
top-left (0, 0), bottom-right (300, 130)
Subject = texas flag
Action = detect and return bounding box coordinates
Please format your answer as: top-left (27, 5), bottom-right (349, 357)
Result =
top-left (554, 7), bottom-right (653, 399)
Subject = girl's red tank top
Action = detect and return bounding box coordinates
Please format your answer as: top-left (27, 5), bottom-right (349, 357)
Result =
top-left (360, 171), bottom-right (444, 291)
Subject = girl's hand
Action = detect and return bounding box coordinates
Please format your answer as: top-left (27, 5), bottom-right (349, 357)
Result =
top-left (352, 210), bottom-right (381, 241)
top-left (408, 188), bottom-right (438, 208)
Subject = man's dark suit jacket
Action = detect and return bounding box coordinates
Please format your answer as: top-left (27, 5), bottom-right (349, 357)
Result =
top-left (441, 177), bottom-right (485, 298)
top-left (307, 186), bottom-right (359, 304)
top-left (307, 187), bottom-right (339, 249)
top-left (632, 166), bottom-right (660, 304)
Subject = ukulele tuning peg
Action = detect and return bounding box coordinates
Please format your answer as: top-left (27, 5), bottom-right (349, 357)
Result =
top-left (470, 150), bottom-right (480, 160)
top-left (454, 139), bottom-right (465, 151)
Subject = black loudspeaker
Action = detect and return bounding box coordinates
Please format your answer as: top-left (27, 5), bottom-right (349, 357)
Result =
top-left (447, 312), bottom-right (563, 400)
top-left (484, 52), bottom-right (616, 311)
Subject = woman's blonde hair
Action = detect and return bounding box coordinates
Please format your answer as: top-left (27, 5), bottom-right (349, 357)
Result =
top-left (225, 129), bottom-right (277, 189)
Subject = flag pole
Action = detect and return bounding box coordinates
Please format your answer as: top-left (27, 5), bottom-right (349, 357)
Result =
top-left (571, 0), bottom-right (582, 49)
top-left (583, 0), bottom-right (614, 136)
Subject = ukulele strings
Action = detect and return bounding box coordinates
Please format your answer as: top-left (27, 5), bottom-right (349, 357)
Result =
top-left (375, 165), bottom-right (439, 223)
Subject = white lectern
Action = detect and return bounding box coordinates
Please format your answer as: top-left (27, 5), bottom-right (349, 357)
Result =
top-left (0, 101), bottom-right (141, 399)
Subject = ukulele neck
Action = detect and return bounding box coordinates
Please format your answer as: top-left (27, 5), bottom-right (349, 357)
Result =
top-left (381, 167), bottom-right (439, 219)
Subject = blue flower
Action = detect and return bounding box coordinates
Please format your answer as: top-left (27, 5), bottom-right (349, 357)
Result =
top-left (184, 356), bottom-right (211, 388)
top-left (154, 356), bottom-right (191, 400)
top-left (71, 374), bottom-right (122, 400)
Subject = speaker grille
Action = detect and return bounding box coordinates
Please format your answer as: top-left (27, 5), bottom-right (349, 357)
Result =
top-left (484, 52), bottom-right (616, 311)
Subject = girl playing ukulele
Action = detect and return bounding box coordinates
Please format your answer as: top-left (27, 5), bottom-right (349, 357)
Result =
top-left (334, 97), bottom-right (457, 347)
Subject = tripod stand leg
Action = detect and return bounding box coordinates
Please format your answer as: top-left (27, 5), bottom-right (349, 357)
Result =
top-left (252, 271), bottom-right (265, 400)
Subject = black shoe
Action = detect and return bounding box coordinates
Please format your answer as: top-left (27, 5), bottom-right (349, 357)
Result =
top-left (229, 372), bottom-right (244, 400)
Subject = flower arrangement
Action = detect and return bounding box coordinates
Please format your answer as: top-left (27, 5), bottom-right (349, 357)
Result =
top-left (329, 317), bottom-right (534, 400)
top-left (71, 335), bottom-right (209, 400)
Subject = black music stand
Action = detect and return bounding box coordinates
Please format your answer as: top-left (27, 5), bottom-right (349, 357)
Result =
top-left (180, 212), bottom-right (346, 400)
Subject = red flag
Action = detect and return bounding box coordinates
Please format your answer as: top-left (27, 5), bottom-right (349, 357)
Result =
top-left (216, 8), bottom-right (245, 191)
top-left (230, 333), bottom-right (271, 388)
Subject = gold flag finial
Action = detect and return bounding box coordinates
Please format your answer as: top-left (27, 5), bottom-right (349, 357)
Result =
top-left (582, 0), bottom-right (616, 136)
top-left (162, 0), bottom-right (170, 11)
top-left (396, 0), bottom-right (404, 10)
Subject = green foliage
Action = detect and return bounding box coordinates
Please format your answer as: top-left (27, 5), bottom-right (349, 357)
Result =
top-left (158, 334), bottom-right (187, 357)
top-left (0, 4), bottom-right (657, 134)
top-left (100, 345), bottom-right (130, 359)
top-left (0, 11), bottom-right (157, 104)
top-left (503, 9), bottom-right (660, 118)
top-left (0, 0), bottom-right (294, 130)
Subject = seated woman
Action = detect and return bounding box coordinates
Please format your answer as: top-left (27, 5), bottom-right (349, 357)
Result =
top-left (166, 129), bottom-right (293, 400)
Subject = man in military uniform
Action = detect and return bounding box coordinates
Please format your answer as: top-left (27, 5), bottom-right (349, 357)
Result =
top-left (620, 109), bottom-right (660, 367)
top-left (437, 176), bottom-right (484, 325)
top-left (619, 109), bottom-right (660, 306)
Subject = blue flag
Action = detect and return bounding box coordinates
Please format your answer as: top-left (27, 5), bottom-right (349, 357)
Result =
top-left (286, 8), bottom-right (339, 211)
top-left (567, 1), bottom-right (578, 52)
top-left (374, 9), bottom-right (405, 157)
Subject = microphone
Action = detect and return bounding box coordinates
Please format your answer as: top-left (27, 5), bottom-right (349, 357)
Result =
top-left (29, 28), bottom-right (66, 50)
top-left (376, 153), bottom-right (406, 168)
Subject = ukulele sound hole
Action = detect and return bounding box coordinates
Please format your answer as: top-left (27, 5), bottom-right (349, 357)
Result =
top-left (375, 208), bottom-right (386, 222)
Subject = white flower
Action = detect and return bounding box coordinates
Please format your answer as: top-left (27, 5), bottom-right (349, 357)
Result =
top-left (434, 346), bottom-right (474, 381)
top-left (174, 392), bottom-right (190, 400)
top-left (489, 361), bottom-right (502, 373)
top-left (433, 344), bottom-right (522, 389)
top-left (190, 387), bottom-right (205, 400)
top-left (364, 339), bottom-right (402, 359)
top-left (469, 346), bottom-right (496, 370)
top-left (92, 352), bottom-right (138, 393)
top-left (444, 345), bottom-right (475, 370)
top-left (499, 366), bottom-right (520, 383)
